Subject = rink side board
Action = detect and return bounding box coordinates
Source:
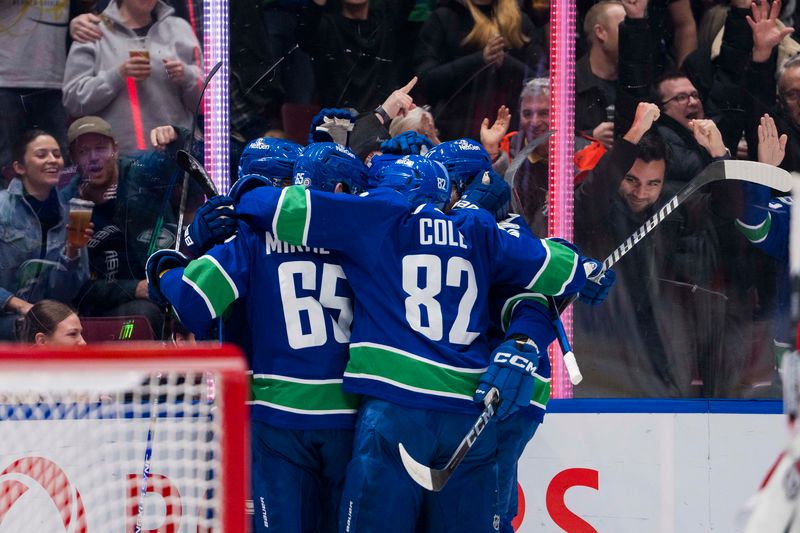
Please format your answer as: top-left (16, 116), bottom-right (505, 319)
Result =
top-left (514, 399), bottom-right (784, 532)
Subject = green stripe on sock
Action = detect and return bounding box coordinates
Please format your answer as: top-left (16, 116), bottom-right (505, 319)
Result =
top-left (251, 376), bottom-right (359, 413)
top-left (736, 214), bottom-right (772, 244)
top-left (274, 186), bottom-right (309, 245)
top-left (529, 240), bottom-right (578, 295)
top-left (182, 256), bottom-right (237, 317)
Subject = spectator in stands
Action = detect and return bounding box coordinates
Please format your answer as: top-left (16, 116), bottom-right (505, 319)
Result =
top-left (60, 116), bottom-right (194, 338)
top-left (615, 0), bottom-right (770, 183)
top-left (389, 106), bottom-right (441, 145)
top-left (19, 299), bottom-right (86, 346)
top-left (295, 0), bottom-right (414, 111)
top-left (0, 2), bottom-right (84, 175)
top-left (0, 130), bottom-right (90, 341)
top-left (415, 0), bottom-right (545, 140)
top-left (573, 102), bottom-right (741, 397)
top-left (63, 0), bottom-right (203, 156)
top-left (747, 38), bottom-right (800, 173)
top-left (575, 0), bottom-right (626, 147)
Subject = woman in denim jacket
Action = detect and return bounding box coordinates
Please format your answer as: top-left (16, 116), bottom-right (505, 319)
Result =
top-left (0, 130), bottom-right (91, 340)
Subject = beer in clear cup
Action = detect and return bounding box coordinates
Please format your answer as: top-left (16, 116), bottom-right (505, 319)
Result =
top-left (68, 198), bottom-right (94, 247)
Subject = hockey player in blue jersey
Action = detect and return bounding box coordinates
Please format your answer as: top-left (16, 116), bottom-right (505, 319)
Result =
top-left (234, 155), bottom-right (596, 532)
top-left (147, 141), bottom-right (369, 533)
top-left (452, 163), bottom-right (615, 532)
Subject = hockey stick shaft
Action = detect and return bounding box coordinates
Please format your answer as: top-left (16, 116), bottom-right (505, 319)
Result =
top-left (398, 387), bottom-right (500, 491)
top-left (553, 160), bottom-right (792, 383)
top-left (135, 377), bottom-right (160, 533)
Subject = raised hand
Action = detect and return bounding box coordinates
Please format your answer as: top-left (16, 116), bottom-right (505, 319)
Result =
top-left (592, 121), bottom-right (615, 148)
top-left (757, 113), bottom-right (788, 167)
top-left (688, 119), bottom-right (727, 158)
top-left (624, 102), bottom-right (660, 144)
top-left (380, 77), bottom-right (417, 121)
top-left (150, 125), bottom-right (178, 150)
top-left (748, 0), bottom-right (795, 62)
top-left (480, 105), bottom-right (511, 159)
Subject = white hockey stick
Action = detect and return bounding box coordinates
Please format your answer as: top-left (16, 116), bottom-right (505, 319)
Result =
top-left (398, 387), bottom-right (499, 491)
top-left (558, 160), bottom-right (793, 385)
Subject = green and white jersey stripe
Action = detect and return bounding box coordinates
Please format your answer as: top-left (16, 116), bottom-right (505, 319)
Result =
top-left (273, 186), bottom-right (311, 246)
top-left (527, 239), bottom-right (580, 295)
top-left (346, 342), bottom-right (551, 407)
top-left (250, 374), bottom-right (359, 415)
top-left (736, 213), bottom-right (772, 244)
top-left (500, 292), bottom-right (549, 333)
top-left (182, 255), bottom-right (239, 318)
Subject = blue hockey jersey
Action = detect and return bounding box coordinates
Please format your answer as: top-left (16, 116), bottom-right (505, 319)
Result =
top-left (158, 220), bottom-right (358, 430)
top-left (237, 186), bottom-right (586, 414)
top-left (488, 214), bottom-right (558, 422)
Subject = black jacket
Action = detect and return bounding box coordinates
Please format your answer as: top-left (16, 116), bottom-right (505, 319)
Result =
top-left (414, 0), bottom-right (545, 140)
top-left (297, 0), bottom-right (414, 111)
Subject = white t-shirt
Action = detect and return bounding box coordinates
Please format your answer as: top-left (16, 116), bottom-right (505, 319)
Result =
top-left (0, 0), bottom-right (69, 89)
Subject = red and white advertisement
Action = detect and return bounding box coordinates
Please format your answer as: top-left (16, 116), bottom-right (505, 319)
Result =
top-left (514, 409), bottom-right (785, 532)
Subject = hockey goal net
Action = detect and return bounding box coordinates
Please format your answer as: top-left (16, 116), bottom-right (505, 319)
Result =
top-left (0, 343), bottom-right (248, 533)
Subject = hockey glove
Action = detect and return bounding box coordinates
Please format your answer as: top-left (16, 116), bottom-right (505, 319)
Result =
top-left (578, 259), bottom-right (616, 305)
top-left (380, 131), bottom-right (434, 156)
top-left (454, 169), bottom-right (511, 221)
top-left (183, 195), bottom-right (237, 257)
top-left (474, 339), bottom-right (539, 420)
top-left (308, 108), bottom-right (356, 145)
top-left (145, 250), bottom-right (189, 306)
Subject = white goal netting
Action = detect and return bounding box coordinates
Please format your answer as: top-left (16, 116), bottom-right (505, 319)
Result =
top-left (0, 344), bottom-right (248, 533)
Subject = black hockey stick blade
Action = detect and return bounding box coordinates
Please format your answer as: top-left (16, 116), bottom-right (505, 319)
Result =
top-left (503, 130), bottom-right (555, 187)
top-left (176, 149), bottom-right (218, 198)
top-left (398, 387), bottom-right (500, 491)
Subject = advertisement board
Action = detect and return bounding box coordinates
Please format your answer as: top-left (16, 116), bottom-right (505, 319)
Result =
top-left (514, 400), bottom-right (785, 532)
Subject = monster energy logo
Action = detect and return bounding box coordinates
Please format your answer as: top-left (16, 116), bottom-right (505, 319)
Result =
top-left (118, 320), bottom-right (135, 340)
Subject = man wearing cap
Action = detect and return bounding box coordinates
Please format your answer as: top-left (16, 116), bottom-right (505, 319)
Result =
top-left (59, 116), bottom-right (196, 338)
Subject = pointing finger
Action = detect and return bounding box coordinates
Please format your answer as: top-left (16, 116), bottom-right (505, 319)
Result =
top-left (399, 76), bottom-right (418, 94)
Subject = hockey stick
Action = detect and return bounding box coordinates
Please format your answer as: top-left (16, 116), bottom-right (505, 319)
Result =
top-left (398, 387), bottom-right (499, 492)
top-left (135, 374), bottom-right (161, 533)
top-left (546, 295), bottom-right (582, 385)
top-left (555, 159), bottom-right (793, 385)
top-left (603, 159), bottom-right (791, 271)
top-left (503, 130), bottom-right (554, 187)
top-left (176, 149), bottom-right (219, 199)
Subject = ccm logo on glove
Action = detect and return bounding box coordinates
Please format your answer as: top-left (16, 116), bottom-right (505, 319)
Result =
top-left (493, 352), bottom-right (537, 376)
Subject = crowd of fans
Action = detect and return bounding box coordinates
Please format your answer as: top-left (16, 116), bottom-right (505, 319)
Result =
top-left (2, 0), bottom-right (799, 398)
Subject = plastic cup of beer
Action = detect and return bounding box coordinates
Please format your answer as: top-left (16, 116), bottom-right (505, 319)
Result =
top-left (128, 37), bottom-right (149, 61)
top-left (68, 198), bottom-right (94, 247)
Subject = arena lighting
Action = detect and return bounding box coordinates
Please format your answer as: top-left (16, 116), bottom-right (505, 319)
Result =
top-left (548, 0), bottom-right (576, 398)
top-left (204, 0), bottom-right (230, 194)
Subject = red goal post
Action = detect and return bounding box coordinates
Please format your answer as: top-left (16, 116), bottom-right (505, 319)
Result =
top-left (0, 343), bottom-right (248, 533)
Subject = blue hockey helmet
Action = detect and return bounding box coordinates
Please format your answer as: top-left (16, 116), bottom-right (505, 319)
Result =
top-left (293, 142), bottom-right (369, 193)
top-left (376, 155), bottom-right (451, 210)
top-left (425, 138), bottom-right (492, 194)
top-left (366, 153), bottom-right (402, 189)
top-left (238, 137), bottom-right (303, 185)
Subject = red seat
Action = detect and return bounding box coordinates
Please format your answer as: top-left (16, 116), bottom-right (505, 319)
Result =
top-left (281, 103), bottom-right (321, 145)
top-left (80, 316), bottom-right (155, 342)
